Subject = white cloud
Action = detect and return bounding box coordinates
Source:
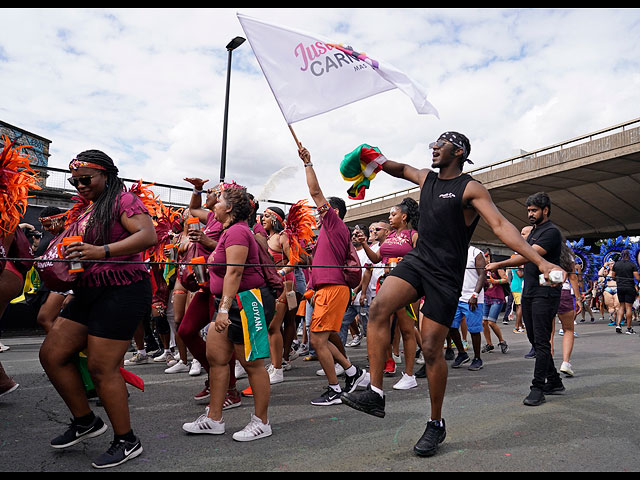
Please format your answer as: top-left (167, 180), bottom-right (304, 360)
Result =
top-left (1, 7), bottom-right (639, 210)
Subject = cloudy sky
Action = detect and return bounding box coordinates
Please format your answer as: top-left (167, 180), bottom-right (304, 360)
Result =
top-left (2, 8), bottom-right (639, 211)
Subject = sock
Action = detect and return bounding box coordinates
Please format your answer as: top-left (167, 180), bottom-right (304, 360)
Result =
top-left (345, 365), bottom-right (357, 377)
top-left (371, 385), bottom-right (384, 398)
top-left (137, 349), bottom-right (146, 356)
top-left (75, 411), bottom-right (96, 427)
top-left (114, 429), bottom-right (136, 443)
top-left (429, 418), bottom-right (443, 427)
top-left (329, 384), bottom-right (342, 393)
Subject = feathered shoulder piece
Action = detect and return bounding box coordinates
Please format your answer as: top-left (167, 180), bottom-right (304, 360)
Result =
top-left (0, 135), bottom-right (41, 236)
top-left (148, 203), bottom-right (183, 262)
top-left (129, 179), bottom-right (162, 217)
top-left (284, 199), bottom-right (317, 264)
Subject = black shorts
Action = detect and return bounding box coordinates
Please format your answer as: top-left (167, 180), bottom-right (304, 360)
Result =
top-left (61, 279), bottom-right (152, 341)
top-left (214, 286), bottom-right (276, 345)
top-left (617, 287), bottom-right (637, 304)
top-left (388, 254), bottom-right (460, 328)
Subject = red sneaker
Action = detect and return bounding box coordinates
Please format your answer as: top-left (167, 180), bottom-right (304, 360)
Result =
top-left (383, 358), bottom-right (397, 376)
top-left (223, 388), bottom-right (242, 410)
top-left (241, 386), bottom-right (253, 397)
top-left (194, 379), bottom-right (210, 404)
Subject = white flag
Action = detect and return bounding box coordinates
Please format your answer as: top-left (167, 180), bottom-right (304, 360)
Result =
top-left (237, 13), bottom-right (439, 124)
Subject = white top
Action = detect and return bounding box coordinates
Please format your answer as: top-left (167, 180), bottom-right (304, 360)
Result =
top-left (460, 246), bottom-right (485, 303)
top-left (353, 243), bottom-right (383, 305)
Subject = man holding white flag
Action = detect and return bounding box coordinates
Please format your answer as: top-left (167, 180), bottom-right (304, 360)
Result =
top-left (237, 13), bottom-right (438, 125)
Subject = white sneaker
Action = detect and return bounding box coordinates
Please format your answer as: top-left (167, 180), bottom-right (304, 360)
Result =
top-left (560, 361), bottom-right (574, 377)
top-left (235, 360), bottom-right (247, 379)
top-left (164, 360), bottom-right (190, 374)
top-left (153, 351), bottom-right (174, 363)
top-left (392, 353), bottom-right (402, 364)
top-left (124, 352), bottom-right (149, 366)
top-left (182, 413), bottom-right (225, 435)
top-left (0, 342), bottom-right (10, 352)
top-left (392, 372), bottom-right (418, 390)
top-left (232, 414), bottom-right (272, 442)
top-left (189, 359), bottom-right (203, 376)
top-left (269, 367), bottom-right (284, 384)
top-left (316, 363), bottom-right (345, 377)
top-left (415, 352), bottom-right (425, 365)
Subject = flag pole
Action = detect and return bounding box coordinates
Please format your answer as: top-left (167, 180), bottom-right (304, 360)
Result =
top-left (288, 124), bottom-right (302, 149)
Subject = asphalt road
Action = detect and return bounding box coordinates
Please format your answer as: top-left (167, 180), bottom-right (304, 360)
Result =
top-left (1, 319), bottom-right (639, 472)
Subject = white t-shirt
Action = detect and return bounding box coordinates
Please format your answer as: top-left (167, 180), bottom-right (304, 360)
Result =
top-left (460, 246), bottom-right (485, 303)
top-left (353, 244), bottom-right (382, 306)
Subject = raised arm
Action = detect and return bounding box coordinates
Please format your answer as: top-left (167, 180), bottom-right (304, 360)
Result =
top-left (298, 147), bottom-right (328, 211)
top-left (380, 158), bottom-right (429, 187)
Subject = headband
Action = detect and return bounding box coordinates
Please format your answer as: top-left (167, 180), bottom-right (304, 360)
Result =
top-left (438, 132), bottom-right (473, 164)
top-left (39, 212), bottom-right (67, 222)
top-left (69, 159), bottom-right (107, 171)
top-left (265, 208), bottom-right (285, 226)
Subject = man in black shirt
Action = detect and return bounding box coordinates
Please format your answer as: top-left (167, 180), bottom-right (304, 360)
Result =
top-left (341, 132), bottom-right (565, 457)
top-left (612, 250), bottom-right (640, 334)
top-left (487, 192), bottom-right (566, 406)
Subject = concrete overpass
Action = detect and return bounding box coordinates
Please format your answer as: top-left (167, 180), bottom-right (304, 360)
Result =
top-left (344, 118), bottom-right (640, 253)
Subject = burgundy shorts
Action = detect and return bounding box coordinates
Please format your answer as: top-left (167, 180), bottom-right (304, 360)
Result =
top-left (557, 289), bottom-right (576, 315)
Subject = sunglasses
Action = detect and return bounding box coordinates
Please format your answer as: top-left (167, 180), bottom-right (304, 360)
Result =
top-left (68, 174), bottom-right (100, 188)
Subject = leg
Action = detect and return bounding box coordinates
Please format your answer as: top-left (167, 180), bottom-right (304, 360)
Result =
top-left (177, 290), bottom-right (211, 371)
top-left (37, 292), bottom-right (66, 334)
top-left (39, 317), bottom-right (91, 418)
top-left (87, 335), bottom-right (135, 435)
top-left (205, 325), bottom-right (235, 421)
top-left (366, 276), bottom-right (419, 389)
top-left (235, 344), bottom-right (270, 424)
top-left (420, 317), bottom-right (451, 420)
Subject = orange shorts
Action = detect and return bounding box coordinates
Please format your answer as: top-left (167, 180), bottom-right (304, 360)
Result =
top-left (310, 284), bottom-right (350, 333)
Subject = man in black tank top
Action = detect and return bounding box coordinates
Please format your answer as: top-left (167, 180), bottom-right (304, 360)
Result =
top-left (342, 132), bottom-right (565, 458)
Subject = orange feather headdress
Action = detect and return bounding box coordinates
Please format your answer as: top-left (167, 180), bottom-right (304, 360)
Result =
top-left (0, 135), bottom-right (41, 236)
top-left (284, 199), bottom-right (317, 265)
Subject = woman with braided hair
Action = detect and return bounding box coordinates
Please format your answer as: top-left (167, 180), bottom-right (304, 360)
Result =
top-left (262, 205), bottom-right (295, 385)
top-left (38, 150), bottom-right (157, 469)
top-left (354, 197), bottom-right (420, 390)
top-left (183, 182), bottom-right (276, 441)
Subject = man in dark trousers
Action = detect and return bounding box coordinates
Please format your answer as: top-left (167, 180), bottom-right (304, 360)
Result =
top-left (487, 192), bottom-right (566, 406)
top-left (341, 132), bottom-right (565, 457)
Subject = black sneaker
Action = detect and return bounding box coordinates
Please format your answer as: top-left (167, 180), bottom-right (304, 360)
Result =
top-left (50, 415), bottom-right (108, 449)
top-left (91, 436), bottom-right (143, 469)
top-left (524, 348), bottom-right (536, 359)
top-left (523, 388), bottom-right (546, 406)
top-left (543, 381), bottom-right (566, 395)
top-left (310, 387), bottom-right (343, 406)
top-left (444, 348), bottom-right (455, 360)
top-left (413, 419), bottom-right (446, 457)
top-left (344, 366), bottom-right (368, 393)
top-left (341, 385), bottom-right (386, 418)
top-left (451, 352), bottom-right (470, 369)
top-left (414, 364), bottom-right (426, 378)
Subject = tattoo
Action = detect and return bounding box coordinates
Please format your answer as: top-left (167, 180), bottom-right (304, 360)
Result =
top-left (220, 296), bottom-right (234, 312)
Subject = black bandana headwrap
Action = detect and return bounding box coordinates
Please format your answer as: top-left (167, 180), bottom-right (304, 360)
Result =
top-left (438, 131), bottom-right (473, 165)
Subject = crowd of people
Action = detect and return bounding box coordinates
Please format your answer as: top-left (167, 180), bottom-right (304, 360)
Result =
top-left (1, 132), bottom-right (639, 469)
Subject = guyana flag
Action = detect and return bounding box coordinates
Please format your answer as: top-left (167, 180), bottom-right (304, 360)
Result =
top-left (340, 144), bottom-right (387, 200)
top-left (237, 289), bottom-right (270, 362)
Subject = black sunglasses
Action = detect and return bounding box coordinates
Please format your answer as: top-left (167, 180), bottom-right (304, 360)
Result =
top-left (67, 174), bottom-right (99, 188)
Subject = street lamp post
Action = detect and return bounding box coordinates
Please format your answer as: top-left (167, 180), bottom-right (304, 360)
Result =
top-left (219, 36), bottom-right (245, 184)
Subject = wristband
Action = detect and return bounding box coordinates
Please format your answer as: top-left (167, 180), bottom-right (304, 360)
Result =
top-left (471, 292), bottom-right (478, 298)
top-left (304, 162), bottom-right (313, 167)
top-left (193, 187), bottom-right (203, 194)
top-left (104, 244), bottom-right (111, 258)
top-left (218, 309), bottom-right (229, 314)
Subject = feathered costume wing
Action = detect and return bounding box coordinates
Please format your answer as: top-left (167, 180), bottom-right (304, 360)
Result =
top-left (0, 135), bottom-right (41, 236)
top-left (284, 200), bottom-right (316, 265)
